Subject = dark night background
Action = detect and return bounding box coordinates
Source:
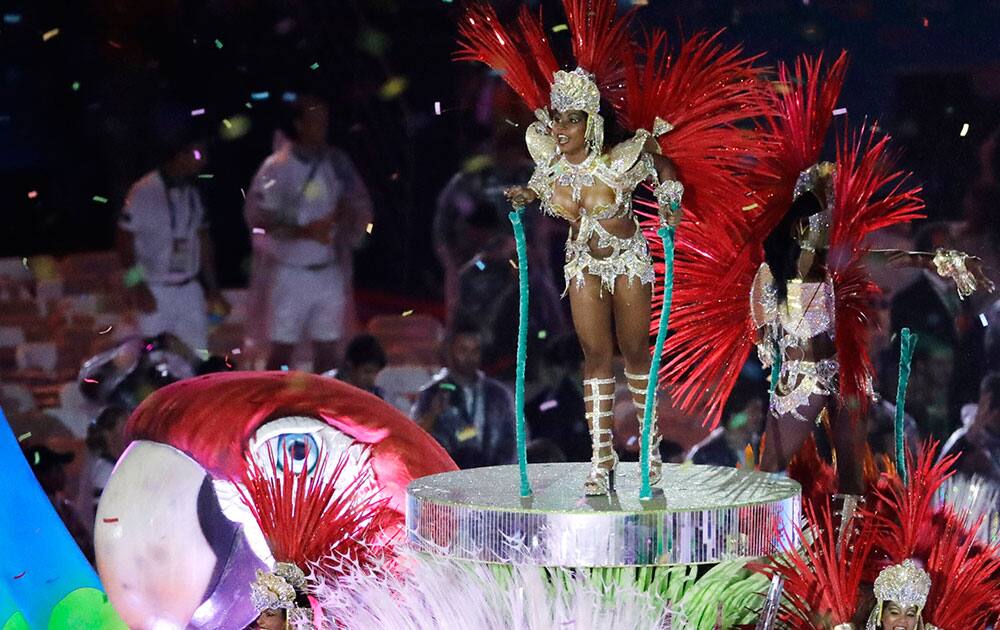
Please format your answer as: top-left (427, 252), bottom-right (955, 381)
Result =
top-left (2, 0), bottom-right (999, 300)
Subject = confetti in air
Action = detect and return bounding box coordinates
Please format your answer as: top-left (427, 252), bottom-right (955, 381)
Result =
top-left (552, 24), bottom-right (568, 33)
top-left (538, 330), bottom-right (547, 339)
top-left (310, 62), bottom-right (320, 70)
top-left (250, 91), bottom-right (270, 101)
top-left (92, 195), bottom-right (108, 204)
top-left (3, 14), bottom-right (22, 24)
top-left (960, 123), bottom-right (970, 137)
top-left (366, 223), bottom-right (374, 234)
top-left (509, 259), bottom-right (518, 269)
top-left (98, 325), bottom-right (113, 334)
top-left (71, 81), bottom-right (80, 91)
top-left (922, 17), bottom-right (929, 27)
top-left (379, 77), bottom-right (409, 100)
top-left (17, 432), bottom-right (31, 442)
top-left (402, 309), bottom-right (414, 317)
top-left (191, 108), bottom-right (206, 116)
top-left (252, 227), bottom-right (266, 235)
top-left (832, 107), bottom-right (847, 116)
top-left (102, 517), bottom-right (119, 524)
top-left (193, 149), bottom-right (202, 160)
top-left (539, 399), bottom-right (558, 412)
top-left (42, 28), bottom-right (60, 42)
top-left (214, 39), bottom-right (223, 49)
top-left (434, 101), bottom-right (442, 115)
top-left (981, 313), bottom-right (989, 327)
top-left (27, 190), bottom-right (38, 199)
top-left (475, 260), bottom-right (486, 271)
top-left (741, 203), bottom-right (759, 211)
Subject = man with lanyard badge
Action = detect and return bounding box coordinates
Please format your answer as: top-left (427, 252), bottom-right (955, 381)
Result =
top-left (117, 134), bottom-right (229, 353)
top-left (245, 93), bottom-right (373, 374)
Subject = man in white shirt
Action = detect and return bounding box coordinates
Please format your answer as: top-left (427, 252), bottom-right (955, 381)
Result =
top-left (244, 93), bottom-right (372, 373)
top-left (117, 138), bottom-right (229, 352)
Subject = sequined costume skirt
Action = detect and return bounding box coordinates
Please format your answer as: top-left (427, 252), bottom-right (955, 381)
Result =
top-left (772, 358), bottom-right (839, 422)
top-left (562, 220), bottom-right (654, 296)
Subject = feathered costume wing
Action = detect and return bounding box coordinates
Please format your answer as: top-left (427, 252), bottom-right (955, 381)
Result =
top-left (653, 53), bottom-right (846, 428)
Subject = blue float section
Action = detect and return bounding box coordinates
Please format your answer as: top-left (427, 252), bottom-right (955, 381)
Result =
top-left (0, 406), bottom-right (123, 628)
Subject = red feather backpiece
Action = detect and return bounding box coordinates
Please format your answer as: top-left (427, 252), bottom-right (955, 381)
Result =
top-left (652, 53), bottom-right (845, 428)
top-left (454, 3), bottom-right (553, 112)
top-left (923, 517), bottom-right (1000, 629)
top-left (238, 445), bottom-right (393, 581)
top-left (828, 126), bottom-right (924, 422)
top-left (561, 0), bottom-right (636, 100)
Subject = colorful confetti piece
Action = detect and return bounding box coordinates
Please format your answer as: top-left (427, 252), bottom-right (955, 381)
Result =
top-left (98, 325), bottom-right (113, 334)
top-left (366, 223), bottom-right (374, 234)
top-left (102, 517), bottom-right (119, 524)
top-left (214, 39), bottom-right (223, 49)
top-left (434, 101), bottom-right (442, 115)
top-left (71, 81), bottom-right (80, 91)
top-left (508, 259), bottom-right (518, 269)
top-left (27, 190), bottom-right (38, 199)
top-left (379, 76), bottom-right (409, 100)
top-left (832, 107), bottom-right (847, 116)
top-left (741, 203), bottom-right (759, 211)
top-left (252, 227), bottom-right (266, 235)
top-left (250, 91), bottom-right (270, 101)
top-left (960, 123), bottom-right (970, 137)
top-left (191, 108), bottom-right (206, 116)
top-left (310, 62), bottom-right (320, 70)
top-left (539, 399), bottom-right (558, 411)
top-left (13, 571), bottom-right (25, 580)
top-left (43, 28), bottom-right (60, 42)
top-left (439, 383), bottom-right (457, 391)
top-left (475, 260), bottom-right (486, 271)
top-left (537, 330), bottom-right (547, 339)
top-left (402, 309), bottom-right (414, 317)
top-left (17, 432), bottom-right (31, 442)
top-left (552, 24), bottom-right (568, 33)
top-left (92, 195), bottom-right (108, 204)
top-left (3, 14), bottom-right (22, 24)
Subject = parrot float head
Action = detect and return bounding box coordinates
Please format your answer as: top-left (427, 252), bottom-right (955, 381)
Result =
top-left (95, 371), bottom-right (456, 629)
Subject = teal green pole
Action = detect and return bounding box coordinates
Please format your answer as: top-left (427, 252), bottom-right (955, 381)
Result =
top-left (895, 327), bottom-right (917, 486)
top-left (509, 207), bottom-right (532, 497)
top-left (641, 226), bottom-right (675, 500)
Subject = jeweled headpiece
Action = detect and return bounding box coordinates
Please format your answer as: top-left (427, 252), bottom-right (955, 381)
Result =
top-left (550, 67), bottom-right (601, 115)
top-left (250, 562), bottom-right (306, 612)
top-left (873, 559), bottom-right (931, 609)
top-left (793, 161), bottom-right (837, 207)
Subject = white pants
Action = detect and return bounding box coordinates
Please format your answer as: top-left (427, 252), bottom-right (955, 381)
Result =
top-left (269, 263), bottom-right (346, 344)
top-left (140, 281), bottom-right (208, 351)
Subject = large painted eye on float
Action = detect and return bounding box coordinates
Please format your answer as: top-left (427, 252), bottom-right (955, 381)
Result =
top-left (273, 432), bottom-right (319, 474)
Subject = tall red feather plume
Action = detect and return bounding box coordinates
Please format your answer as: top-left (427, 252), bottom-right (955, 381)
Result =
top-left (867, 441), bottom-right (957, 564)
top-left (924, 517), bottom-right (1000, 629)
top-left (560, 0), bottom-right (636, 98)
top-left (828, 125), bottom-right (925, 422)
top-left (620, 30), bottom-right (772, 428)
top-left (752, 500), bottom-right (874, 628)
top-left (455, 3), bottom-right (552, 112)
top-left (515, 6), bottom-right (559, 88)
top-left (238, 445), bottom-right (393, 580)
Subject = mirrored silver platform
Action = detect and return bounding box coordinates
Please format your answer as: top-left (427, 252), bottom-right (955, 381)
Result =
top-left (406, 462), bottom-right (801, 567)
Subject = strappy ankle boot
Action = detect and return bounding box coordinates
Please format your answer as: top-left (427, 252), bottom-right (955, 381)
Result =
top-left (626, 370), bottom-right (662, 486)
top-left (583, 376), bottom-right (618, 496)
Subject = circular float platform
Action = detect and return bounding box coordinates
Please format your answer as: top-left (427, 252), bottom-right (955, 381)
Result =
top-left (406, 462), bottom-right (800, 567)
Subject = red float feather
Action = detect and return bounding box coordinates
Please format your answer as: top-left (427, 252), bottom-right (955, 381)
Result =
top-left (238, 445), bottom-right (394, 580)
top-left (924, 517), bottom-right (1000, 629)
top-left (752, 500), bottom-right (874, 628)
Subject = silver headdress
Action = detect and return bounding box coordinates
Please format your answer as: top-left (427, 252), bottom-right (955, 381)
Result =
top-left (864, 559), bottom-right (932, 629)
top-left (549, 67), bottom-right (604, 153)
top-left (250, 562), bottom-right (307, 612)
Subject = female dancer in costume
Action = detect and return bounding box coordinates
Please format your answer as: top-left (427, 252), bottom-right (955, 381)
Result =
top-left (457, 0), bottom-right (769, 495)
top-left (658, 52), bottom-right (990, 495)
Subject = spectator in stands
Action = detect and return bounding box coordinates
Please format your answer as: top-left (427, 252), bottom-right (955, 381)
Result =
top-left (687, 371), bottom-right (766, 467)
top-left (117, 124), bottom-right (229, 353)
top-left (331, 334), bottom-right (387, 399)
top-left (412, 323), bottom-right (516, 468)
top-left (939, 372), bottom-right (1000, 484)
top-left (23, 444), bottom-right (94, 561)
top-left (244, 92), bottom-right (372, 374)
top-left (76, 405), bottom-right (129, 534)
